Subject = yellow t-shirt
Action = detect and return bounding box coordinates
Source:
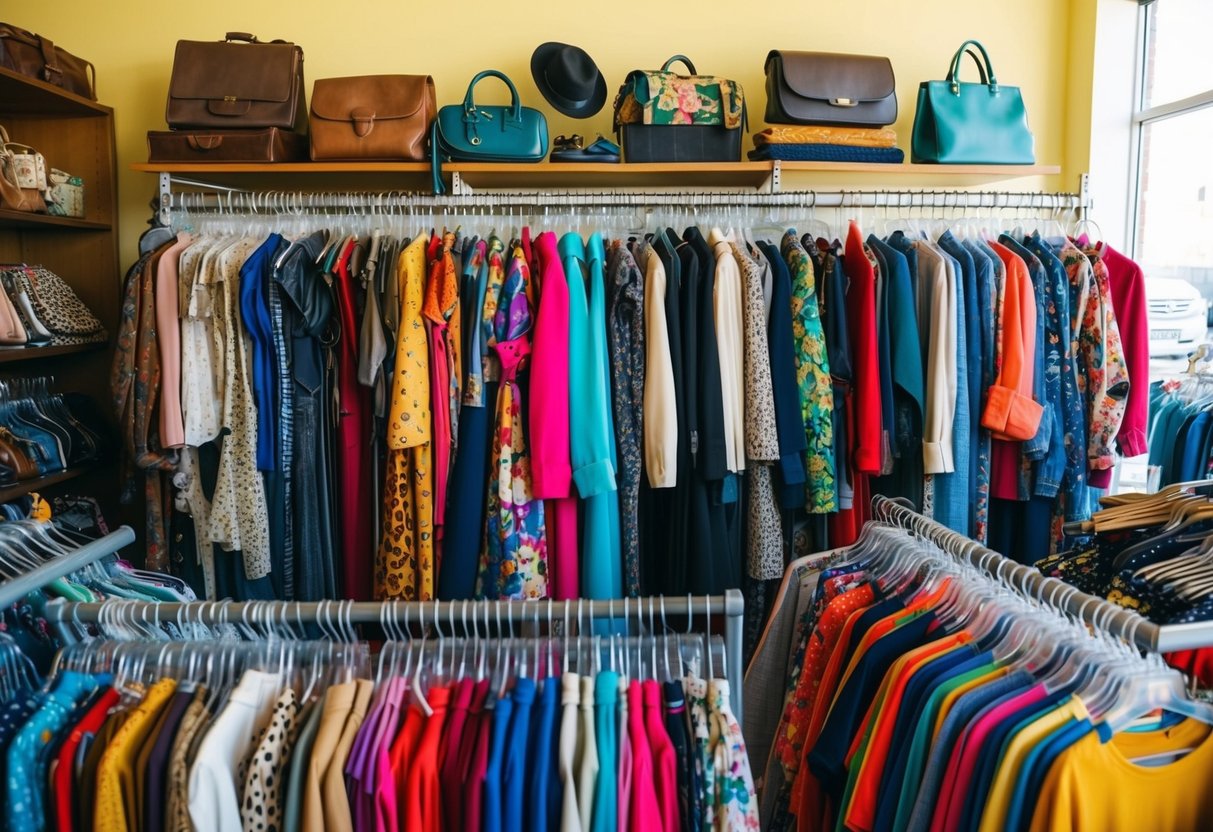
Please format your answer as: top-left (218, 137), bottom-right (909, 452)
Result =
top-left (1028, 716), bottom-right (1213, 832)
top-left (977, 695), bottom-right (1085, 832)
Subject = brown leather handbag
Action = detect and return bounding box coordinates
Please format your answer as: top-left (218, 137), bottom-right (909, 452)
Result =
top-left (0, 427), bottom-right (40, 480)
top-left (0, 24), bottom-right (95, 99)
top-left (309, 75), bottom-right (436, 161)
top-left (166, 33), bottom-right (306, 131)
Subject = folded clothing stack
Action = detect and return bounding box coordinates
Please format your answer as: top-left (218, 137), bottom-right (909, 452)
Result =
top-left (748, 125), bottom-right (904, 163)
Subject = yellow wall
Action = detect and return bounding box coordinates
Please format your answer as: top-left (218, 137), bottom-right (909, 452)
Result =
top-left (15, 0), bottom-right (1090, 263)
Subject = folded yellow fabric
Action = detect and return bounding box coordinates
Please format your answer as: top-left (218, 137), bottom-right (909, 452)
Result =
top-left (753, 125), bottom-right (898, 148)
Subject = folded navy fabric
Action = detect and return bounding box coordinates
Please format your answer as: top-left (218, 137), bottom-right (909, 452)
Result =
top-left (748, 143), bottom-right (905, 163)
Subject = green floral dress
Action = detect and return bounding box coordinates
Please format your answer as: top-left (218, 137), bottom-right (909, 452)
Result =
top-left (782, 231), bottom-right (836, 513)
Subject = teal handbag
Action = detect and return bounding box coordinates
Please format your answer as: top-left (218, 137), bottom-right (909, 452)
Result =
top-left (911, 40), bottom-right (1034, 165)
top-left (431, 70), bottom-right (548, 193)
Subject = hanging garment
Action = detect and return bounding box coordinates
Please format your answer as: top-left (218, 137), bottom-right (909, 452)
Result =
top-left (564, 233), bottom-right (621, 600)
top-left (423, 232), bottom-right (464, 560)
top-left (439, 239), bottom-right (495, 600)
top-left (530, 231), bottom-right (579, 600)
top-left (376, 236), bottom-right (434, 600)
top-left (275, 231), bottom-right (338, 600)
top-left (607, 241), bottom-right (646, 596)
top-left (331, 238), bottom-right (374, 600)
top-left (477, 245), bottom-right (546, 598)
top-left (558, 672), bottom-right (584, 832)
top-left (781, 231), bottom-right (835, 513)
top-left (187, 670), bottom-right (282, 832)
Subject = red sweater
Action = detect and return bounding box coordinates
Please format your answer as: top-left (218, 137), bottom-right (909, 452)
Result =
top-left (844, 222), bottom-right (883, 474)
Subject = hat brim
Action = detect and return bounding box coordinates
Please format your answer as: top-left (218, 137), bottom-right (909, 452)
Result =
top-left (530, 41), bottom-right (608, 119)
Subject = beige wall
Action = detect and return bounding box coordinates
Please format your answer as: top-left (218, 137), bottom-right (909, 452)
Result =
top-left (14, 0), bottom-right (1094, 263)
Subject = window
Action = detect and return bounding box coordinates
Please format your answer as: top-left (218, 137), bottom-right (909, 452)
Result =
top-left (1131, 0), bottom-right (1213, 377)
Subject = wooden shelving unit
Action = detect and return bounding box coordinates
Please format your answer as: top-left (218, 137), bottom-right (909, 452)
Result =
top-left (0, 67), bottom-right (120, 514)
top-left (0, 465), bottom-right (94, 504)
top-left (132, 159), bottom-right (1061, 192)
top-left (0, 341), bottom-right (105, 364)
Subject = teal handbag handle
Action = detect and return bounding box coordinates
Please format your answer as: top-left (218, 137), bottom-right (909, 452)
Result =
top-left (462, 70), bottom-right (523, 121)
top-left (661, 55), bottom-right (698, 74)
top-left (946, 40), bottom-right (998, 92)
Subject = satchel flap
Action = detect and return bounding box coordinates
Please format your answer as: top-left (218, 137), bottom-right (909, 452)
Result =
top-left (170, 39), bottom-right (299, 104)
top-left (310, 75), bottom-right (430, 123)
top-left (767, 51), bottom-right (895, 103)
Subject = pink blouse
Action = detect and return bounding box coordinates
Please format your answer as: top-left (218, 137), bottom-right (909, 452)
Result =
top-left (156, 234), bottom-right (192, 448)
top-left (529, 230), bottom-right (579, 599)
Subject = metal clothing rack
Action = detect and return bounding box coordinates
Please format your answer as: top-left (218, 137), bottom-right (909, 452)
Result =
top-left (155, 174), bottom-right (1090, 228)
top-left (46, 588), bottom-right (747, 717)
top-left (0, 526), bottom-right (136, 610)
top-left (871, 496), bottom-right (1213, 653)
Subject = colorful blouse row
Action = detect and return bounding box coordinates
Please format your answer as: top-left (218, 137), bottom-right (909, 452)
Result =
top-left (0, 662), bottom-right (759, 832)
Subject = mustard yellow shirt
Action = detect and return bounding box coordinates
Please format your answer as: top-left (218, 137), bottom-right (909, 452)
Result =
top-left (1028, 716), bottom-right (1213, 832)
top-left (94, 678), bottom-right (177, 832)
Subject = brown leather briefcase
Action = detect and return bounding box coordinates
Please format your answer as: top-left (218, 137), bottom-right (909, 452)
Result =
top-left (0, 24), bottom-right (95, 99)
top-left (166, 32), bottom-right (306, 131)
top-left (147, 127), bottom-right (308, 163)
top-left (309, 75), bottom-right (436, 161)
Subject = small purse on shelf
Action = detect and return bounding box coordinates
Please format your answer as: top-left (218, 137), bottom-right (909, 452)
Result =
top-left (911, 40), bottom-right (1035, 164)
top-left (0, 126), bottom-right (46, 213)
top-left (430, 70), bottom-right (548, 194)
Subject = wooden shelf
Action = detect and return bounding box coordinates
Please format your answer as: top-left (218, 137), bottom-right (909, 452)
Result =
top-left (132, 160), bottom-right (1060, 190)
top-left (0, 465), bottom-right (94, 503)
top-left (0, 209), bottom-right (110, 231)
top-left (0, 340), bottom-right (105, 364)
top-left (0, 66), bottom-right (110, 118)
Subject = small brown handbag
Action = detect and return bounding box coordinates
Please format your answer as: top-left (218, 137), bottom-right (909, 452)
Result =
top-left (309, 75), bottom-right (436, 161)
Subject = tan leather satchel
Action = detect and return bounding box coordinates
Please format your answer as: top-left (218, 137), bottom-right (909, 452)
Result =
top-left (309, 75), bottom-right (436, 161)
top-left (166, 33), bottom-right (306, 131)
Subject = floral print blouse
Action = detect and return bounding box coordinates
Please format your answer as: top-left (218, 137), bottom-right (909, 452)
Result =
top-left (782, 231), bottom-right (837, 513)
top-left (476, 245), bottom-right (547, 599)
top-left (1060, 242), bottom-right (1130, 478)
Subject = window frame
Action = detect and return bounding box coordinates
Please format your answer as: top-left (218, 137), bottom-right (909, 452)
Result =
top-left (1127, 0), bottom-right (1213, 260)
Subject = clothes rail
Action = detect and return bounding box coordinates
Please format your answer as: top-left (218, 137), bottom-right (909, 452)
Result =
top-left (869, 496), bottom-right (1213, 654)
top-left (158, 177), bottom-right (1086, 221)
top-left (47, 588), bottom-right (747, 715)
top-left (0, 525), bottom-right (135, 609)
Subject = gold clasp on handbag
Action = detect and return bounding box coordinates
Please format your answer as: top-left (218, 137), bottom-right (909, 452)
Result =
top-left (224, 95), bottom-right (237, 102)
top-left (830, 97), bottom-right (857, 107)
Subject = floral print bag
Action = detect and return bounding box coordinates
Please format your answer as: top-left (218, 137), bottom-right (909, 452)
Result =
top-left (613, 54), bottom-right (746, 130)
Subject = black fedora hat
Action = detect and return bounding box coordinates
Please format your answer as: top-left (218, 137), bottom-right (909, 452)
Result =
top-left (531, 42), bottom-right (607, 119)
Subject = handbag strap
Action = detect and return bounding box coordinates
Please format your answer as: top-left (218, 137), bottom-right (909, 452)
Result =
top-left (946, 40), bottom-right (998, 92)
top-left (661, 55), bottom-right (698, 75)
top-left (462, 70), bottom-right (523, 122)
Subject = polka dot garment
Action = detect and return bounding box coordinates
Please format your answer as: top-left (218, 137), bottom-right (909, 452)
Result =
top-left (241, 689), bottom-right (300, 832)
